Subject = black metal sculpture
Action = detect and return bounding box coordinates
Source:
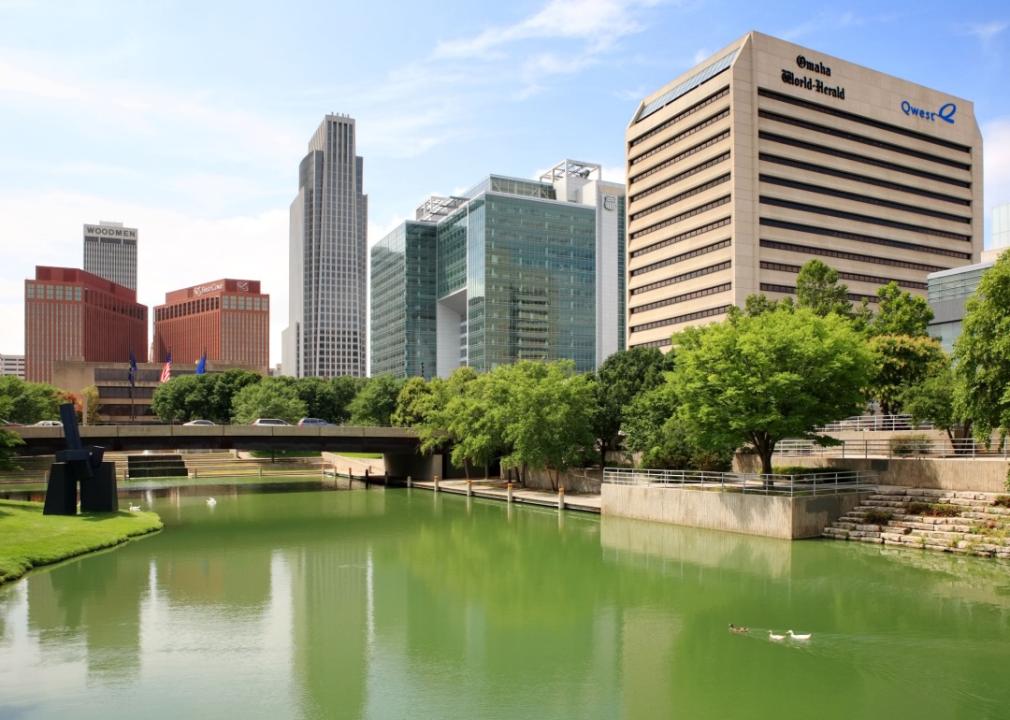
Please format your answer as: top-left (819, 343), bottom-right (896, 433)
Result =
top-left (43, 403), bottom-right (118, 515)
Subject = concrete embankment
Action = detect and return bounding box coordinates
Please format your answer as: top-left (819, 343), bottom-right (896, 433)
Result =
top-left (410, 479), bottom-right (600, 514)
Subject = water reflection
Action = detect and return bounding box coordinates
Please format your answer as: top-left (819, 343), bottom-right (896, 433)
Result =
top-left (2, 490), bottom-right (1010, 719)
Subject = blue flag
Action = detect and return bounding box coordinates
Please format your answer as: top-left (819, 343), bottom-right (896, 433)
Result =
top-left (128, 351), bottom-right (137, 387)
top-left (196, 351), bottom-right (207, 375)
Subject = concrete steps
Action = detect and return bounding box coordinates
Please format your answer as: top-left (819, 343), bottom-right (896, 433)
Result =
top-left (823, 487), bottom-right (1010, 558)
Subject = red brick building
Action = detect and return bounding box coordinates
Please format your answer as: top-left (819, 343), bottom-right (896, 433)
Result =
top-left (153, 279), bottom-right (269, 372)
top-left (25, 266), bottom-right (148, 382)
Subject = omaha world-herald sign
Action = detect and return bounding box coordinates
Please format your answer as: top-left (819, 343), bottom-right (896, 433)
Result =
top-left (780, 54), bottom-right (846, 99)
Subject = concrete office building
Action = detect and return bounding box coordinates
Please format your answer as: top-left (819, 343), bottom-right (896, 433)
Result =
top-left (0, 354), bottom-right (25, 378)
top-left (25, 266), bottom-right (148, 383)
top-left (282, 114), bottom-right (368, 378)
top-left (370, 161), bottom-right (625, 379)
top-left (83, 221), bottom-right (138, 290)
top-left (153, 279), bottom-right (270, 373)
top-left (625, 31), bottom-right (983, 349)
top-left (984, 203), bottom-right (1010, 261)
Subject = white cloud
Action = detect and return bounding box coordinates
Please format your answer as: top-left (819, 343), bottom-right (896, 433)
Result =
top-left (964, 20), bottom-right (1009, 44)
top-left (0, 191), bottom-right (289, 363)
top-left (691, 47), bottom-right (710, 64)
top-left (984, 116), bottom-right (1010, 243)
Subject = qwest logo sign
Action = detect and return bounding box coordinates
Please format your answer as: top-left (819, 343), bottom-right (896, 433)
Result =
top-left (901, 100), bottom-right (957, 125)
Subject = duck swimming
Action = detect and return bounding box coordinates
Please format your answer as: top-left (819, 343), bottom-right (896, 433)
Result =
top-left (728, 624), bottom-right (749, 634)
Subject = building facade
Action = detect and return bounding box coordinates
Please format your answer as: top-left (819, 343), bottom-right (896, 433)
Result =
top-left (83, 221), bottom-right (138, 290)
top-left (927, 262), bottom-right (992, 351)
top-left (625, 31), bottom-right (983, 350)
top-left (282, 114), bottom-right (368, 378)
top-left (0, 354), bottom-right (25, 378)
top-left (153, 279), bottom-right (270, 372)
top-left (370, 161), bottom-right (625, 378)
top-left (24, 266), bottom-right (148, 383)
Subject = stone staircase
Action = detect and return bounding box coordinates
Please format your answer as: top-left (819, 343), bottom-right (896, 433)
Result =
top-left (823, 487), bottom-right (1010, 559)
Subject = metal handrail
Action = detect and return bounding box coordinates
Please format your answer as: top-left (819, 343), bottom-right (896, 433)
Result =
top-left (815, 414), bottom-right (934, 432)
top-left (776, 436), bottom-right (1008, 459)
top-left (602, 467), bottom-right (877, 496)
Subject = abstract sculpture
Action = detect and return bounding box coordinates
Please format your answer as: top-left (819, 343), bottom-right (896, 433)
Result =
top-left (43, 403), bottom-right (118, 515)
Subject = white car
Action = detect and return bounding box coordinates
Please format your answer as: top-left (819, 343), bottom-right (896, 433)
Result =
top-left (183, 419), bottom-right (216, 426)
top-left (251, 418), bottom-right (291, 426)
top-left (33, 420), bottom-right (63, 427)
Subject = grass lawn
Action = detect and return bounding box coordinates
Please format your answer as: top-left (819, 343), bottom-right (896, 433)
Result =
top-left (250, 450), bottom-right (322, 458)
top-left (0, 500), bottom-right (163, 585)
top-left (334, 452), bottom-right (383, 459)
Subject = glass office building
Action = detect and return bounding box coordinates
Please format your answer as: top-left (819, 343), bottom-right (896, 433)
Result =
top-left (927, 262), bottom-right (993, 351)
top-left (370, 161), bottom-right (625, 378)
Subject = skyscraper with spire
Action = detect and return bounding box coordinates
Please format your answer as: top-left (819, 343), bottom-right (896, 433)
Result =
top-left (282, 114), bottom-right (368, 377)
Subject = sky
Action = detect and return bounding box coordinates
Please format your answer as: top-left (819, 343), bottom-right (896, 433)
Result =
top-left (1, 0), bottom-right (1008, 366)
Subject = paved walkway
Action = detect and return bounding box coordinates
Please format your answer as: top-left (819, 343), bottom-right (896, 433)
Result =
top-left (411, 479), bottom-right (601, 514)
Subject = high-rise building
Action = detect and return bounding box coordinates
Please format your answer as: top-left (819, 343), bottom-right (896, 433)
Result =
top-left (0, 354), bottom-right (25, 379)
top-left (282, 114), bottom-right (367, 378)
top-left (625, 31), bottom-right (983, 350)
top-left (83, 221), bottom-right (138, 290)
top-left (153, 279), bottom-right (270, 372)
top-left (370, 161), bottom-right (625, 379)
top-left (992, 204), bottom-right (1010, 252)
top-left (24, 266), bottom-right (148, 383)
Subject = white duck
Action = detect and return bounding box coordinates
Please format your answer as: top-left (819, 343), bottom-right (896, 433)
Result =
top-left (769, 631), bottom-right (786, 641)
top-left (787, 630), bottom-right (811, 641)
top-left (206, 497), bottom-right (217, 507)
top-left (128, 504), bottom-right (141, 512)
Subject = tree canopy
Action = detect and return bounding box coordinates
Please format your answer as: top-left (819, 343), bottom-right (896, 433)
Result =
top-left (867, 334), bottom-right (945, 416)
top-left (868, 282), bottom-right (933, 337)
top-left (0, 376), bottom-right (64, 425)
top-left (348, 375), bottom-right (405, 426)
top-left (669, 305), bottom-right (873, 474)
top-left (795, 259), bottom-right (852, 317)
top-left (899, 360), bottom-right (972, 445)
top-left (232, 378), bottom-right (307, 424)
top-left (954, 253), bottom-right (1010, 440)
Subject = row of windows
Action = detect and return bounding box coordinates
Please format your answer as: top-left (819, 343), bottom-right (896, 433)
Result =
top-left (631, 238), bottom-right (731, 278)
top-left (759, 197), bottom-right (971, 242)
top-left (759, 153), bottom-right (970, 206)
top-left (629, 86), bottom-right (730, 148)
top-left (630, 108), bottom-right (730, 166)
top-left (632, 195), bottom-right (731, 241)
top-left (757, 87), bottom-right (972, 154)
top-left (630, 282), bottom-right (732, 315)
top-left (759, 261), bottom-right (928, 290)
top-left (760, 283), bottom-right (878, 303)
top-left (27, 284), bottom-right (81, 302)
top-left (758, 108), bottom-right (971, 171)
top-left (760, 218), bottom-right (970, 260)
top-left (759, 239), bottom-right (949, 273)
top-left (760, 175), bottom-right (971, 225)
top-left (630, 337), bottom-right (673, 349)
top-left (631, 260), bottom-right (732, 296)
top-left (629, 130), bottom-right (730, 185)
top-left (630, 304), bottom-right (731, 333)
top-left (631, 173), bottom-right (731, 222)
top-left (759, 131), bottom-right (970, 189)
top-left (630, 152), bottom-right (731, 205)
top-left (631, 216), bottom-right (731, 259)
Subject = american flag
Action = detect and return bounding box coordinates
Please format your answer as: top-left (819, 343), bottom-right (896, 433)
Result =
top-left (160, 352), bottom-right (172, 383)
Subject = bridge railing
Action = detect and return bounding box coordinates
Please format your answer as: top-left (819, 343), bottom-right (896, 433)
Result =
top-left (776, 437), bottom-right (1008, 459)
top-left (815, 414), bottom-right (934, 432)
top-left (602, 468), bottom-right (877, 496)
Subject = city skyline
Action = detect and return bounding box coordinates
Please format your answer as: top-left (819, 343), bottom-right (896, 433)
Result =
top-left (1, 0), bottom-right (1008, 365)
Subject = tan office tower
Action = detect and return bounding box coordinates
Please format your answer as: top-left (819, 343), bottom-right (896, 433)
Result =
top-left (625, 31), bottom-right (982, 349)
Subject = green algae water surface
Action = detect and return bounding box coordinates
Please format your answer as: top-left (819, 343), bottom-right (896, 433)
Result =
top-left (2, 487), bottom-right (1009, 719)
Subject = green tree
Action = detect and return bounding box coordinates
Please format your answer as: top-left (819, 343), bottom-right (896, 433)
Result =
top-left (0, 376), bottom-right (62, 424)
top-left (501, 361), bottom-right (595, 491)
top-left (869, 282), bottom-right (933, 336)
top-left (867, 334), bottom-right (945, 415)
top-left (899, 362), bottom-right (972, 446)
top-left (591, 347), bottom-right (672, 467)
top-left (81, 385), bottom-right (99, 426)
top-left (735, 293), bottom-right (794, 318)
top-left (0, 428), bottom-right (23, 471)
top-left (795, 259), bottom-right (852, 317)
top-left (415, 367), bottom-right (478, 455)
top-left (208, 369), bottom-right (262, 421)
top-left (232, 378), bottom-right (306, 424)
top-left (348, 375), bottom-right (405, 426)
top-left (954, 253), bottom-right (1010, 440)
top-left (391, 377), bottom-right (437, 428)
top-left (670, 305), bottom-right (873, 475)
top-left (331, 376), bottom-right (365, 424)
top-left (151, 374), bottom-right (215, 423)
top-left (294, 376), bottom-right (348, 423)
top-left (444, 369), bottom-right (512, 479)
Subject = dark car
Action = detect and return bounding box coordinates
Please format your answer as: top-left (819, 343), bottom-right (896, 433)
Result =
top-left (298, 418), bottom-right (329, 427)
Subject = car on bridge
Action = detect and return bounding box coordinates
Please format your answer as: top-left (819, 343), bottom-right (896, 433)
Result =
top-left (183, 419), bottom-right (216, 426)
top-left (298, 417), bottom-right (329, 427)
top-left (251, 418), bottom-right (291, 427)
top-left (33, 420), bottom-right (63, 427)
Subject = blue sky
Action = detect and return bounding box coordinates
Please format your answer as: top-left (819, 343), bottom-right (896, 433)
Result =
top-left (1, 0), bottom-right (1008, 364)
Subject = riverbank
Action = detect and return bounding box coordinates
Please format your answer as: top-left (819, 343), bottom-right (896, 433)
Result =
top-left (0, 500), bottom-right (163, 585)
top-left (411, 478), bottom-right (601, 513)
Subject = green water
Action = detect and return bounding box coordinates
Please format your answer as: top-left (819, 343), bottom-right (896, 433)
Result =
top-left (2, 488), bottom-right (1010, 719)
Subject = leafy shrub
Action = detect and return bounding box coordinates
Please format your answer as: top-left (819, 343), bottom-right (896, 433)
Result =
top-left (863, 509), bottom-right (892, 525)
top-left (906, 501), bottom-right (961, 517)
top-left (992, 495), bottom-right (1010, 509)
top-left (772, 465), bottom-right (829, 476)
top-left (890, 434), bottom-right (931, 457)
